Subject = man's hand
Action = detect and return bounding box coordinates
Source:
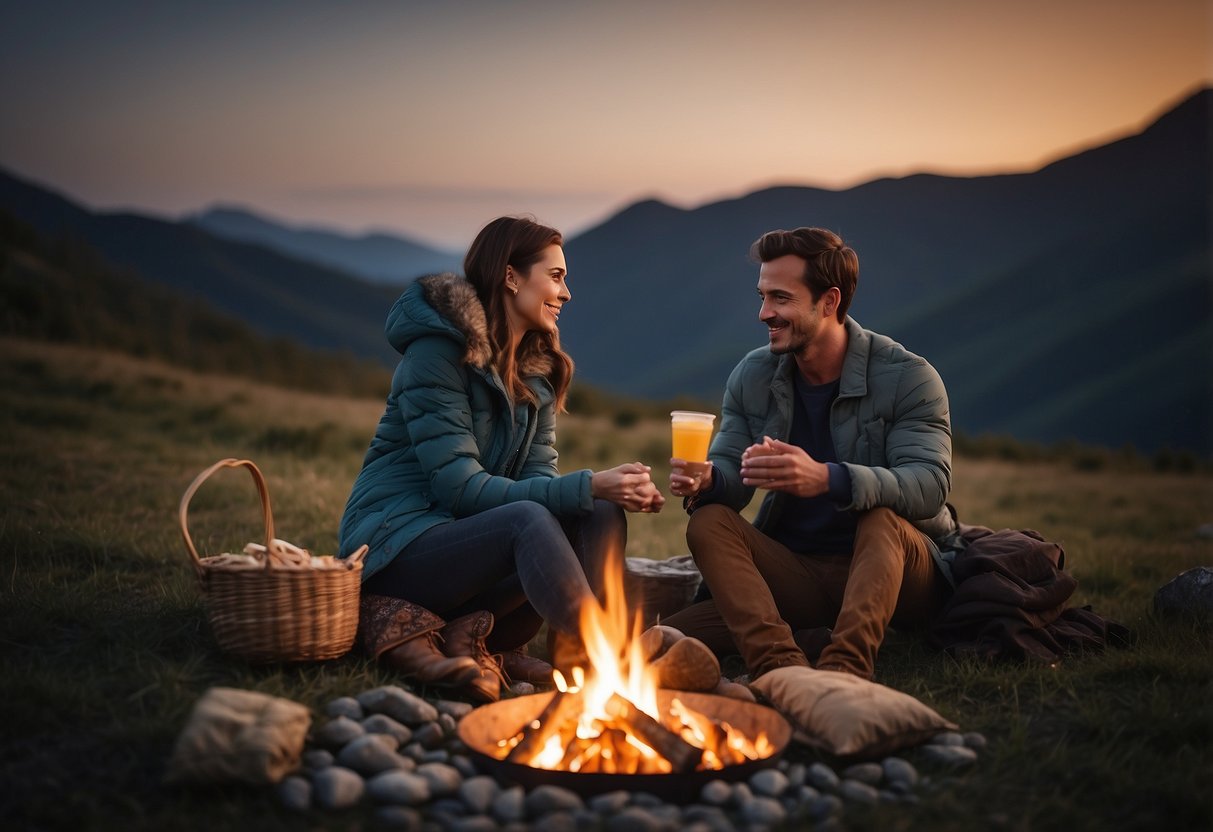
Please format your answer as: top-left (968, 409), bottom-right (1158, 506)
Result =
top-left (669, 459), bottom-right (712, 498)
top-left (740, 436), bottom-right (829, 497)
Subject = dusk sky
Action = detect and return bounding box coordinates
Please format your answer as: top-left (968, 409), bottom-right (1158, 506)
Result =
top-left (1, 0), bottom-right (1209, 249)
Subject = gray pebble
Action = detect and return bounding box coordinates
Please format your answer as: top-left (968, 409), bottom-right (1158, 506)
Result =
top-left (451, 754), bottom-right (479, 779)
top-left (336, 734), bottom-right (412, 776)
top-left (682, 804), bottom-right (733, 832)
top-left (368, 731), bottom-right (402, 751)
top-left (402, 741), bottom-right (426, 761)
top-left (605, 807), bottom-right (664, 832)
top-left (929, 731), bottom-right (965, 746)
top-left (699, 780), bottom-right (731, 806)
top-left (448, 816), bottom-right (496, 832)
top-left (363, 713), bottom-right (413, 745)
top-left (276, 775), bottom-right (311, 811)
top-left (730, 781), bottom-right (754, 807)
top-left (808, 794), bottom-right (843, 820)
top-left (842, 762), bottom-right (883, 786)
top-left (525, 784), bottom-right (585, 816)
top-left (420, 749), bottom-right (451, 764)
top-left (631, 791), bottom-right (664, 808)
top-left (878, 789), bottom-right (901, 803)
top-left (920, 744), bottom-right (979, 767)
top-left (326, 696), bottom-right (364, 720)
top-left (963, 731), bottom-right (988, 750)
top-left (882, 756), bottom-right (919, 787)
top-left (374, 806), bottom-right (423, 831)
top-left (588, 790), bottom-right (631, 814)
top-left (415, 761), bottom-right (463, 797)
top-left (741, 795), bottom-right (786, 826)
top-left (312, 766), bottom-right (365, 810)
top-left (530, 811), bottom-right (577, 832)
top-left (750, 768), bottom-right (790, 797)
top-left (509, 682), bottom-right (537, 697)
top-left (414, 721), bottom-right (446, 749)
top-left (793, 783), bottom-right (821, 804)
top-left (303, 748), bottom-right (334, 772)
top-left (436, 699), bottom-right (475, 719)
top-left (840, 779), bottom-right (880, 805)
top-left (491, 786), bottom-right (526, 823)
top-left (367, 770), bottom-right (431, 805)
top-left (459, 775), bottom-right (499, 814)
top-left (785, 762), bottom-right (806, 788)
top-left (358, 685), bottom-right (439, 725)
top-left (649, 804), bottom-right (682, 825)
top-left (439, 712), bottom-right (459, 735)
top-left (807, 761), bottom-right (840, 791)
top-left (315, 715), bottom-right (365, 749)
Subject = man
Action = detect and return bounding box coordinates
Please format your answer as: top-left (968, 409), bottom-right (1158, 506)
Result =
top-left (663, 227), bottom-right (957, 681)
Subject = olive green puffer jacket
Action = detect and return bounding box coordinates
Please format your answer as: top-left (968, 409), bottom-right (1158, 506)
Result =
top-left (705, 317), bottom-right (957, 565)
top-left (339, 274), bottom-right (593, 580)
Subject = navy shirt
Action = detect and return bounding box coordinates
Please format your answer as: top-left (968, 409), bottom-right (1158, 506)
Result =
top-left (766, 374), bottom-right (857, 554)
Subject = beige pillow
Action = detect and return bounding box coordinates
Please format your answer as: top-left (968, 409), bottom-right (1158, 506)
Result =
top-left (751, 666), bottom-right (956, 759)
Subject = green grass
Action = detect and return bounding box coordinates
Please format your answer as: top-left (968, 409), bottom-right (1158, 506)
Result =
top-left (1, 336), bottom-right (1210, 831)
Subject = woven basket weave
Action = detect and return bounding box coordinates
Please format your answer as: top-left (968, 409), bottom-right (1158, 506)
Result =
top-left (179, 458), bottom-right (366, 663)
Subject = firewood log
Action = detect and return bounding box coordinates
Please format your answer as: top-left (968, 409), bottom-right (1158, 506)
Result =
top-left (652, 636), bottom-right (720, 691)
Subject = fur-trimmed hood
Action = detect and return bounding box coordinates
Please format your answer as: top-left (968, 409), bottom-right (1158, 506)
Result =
top-left (385, 273), bottom-right (553, 377)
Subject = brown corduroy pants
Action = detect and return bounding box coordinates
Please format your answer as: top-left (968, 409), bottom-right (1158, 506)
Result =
top-left (662, 504), bottom-right (949, 680)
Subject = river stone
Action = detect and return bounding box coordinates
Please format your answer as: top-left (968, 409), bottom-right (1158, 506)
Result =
top-left (337, 734), bottom-right (412, 775)
top-left (375, 806), bottom-right (423, 830)
top-left (367, 770), bottom-right (432, 805)
top-left (729, 781), bottom-right (754, 807)
top-left (315, 715), bottom-right (365, 749)
top-left (439, 712), bottom-right (459, 735)
top-left (276, 775), bottom-right (311, 811)
top-left (358, 685), bottom-right (439, 725)
top-left (491, 786), bottom-right (526, 823)
top-left (368, 731), bottom-right (402, 751)
top-left (792, 784), bottom-right (821, 804)
top-left (840, 779), bottom-right (880, 805)
top-left (750, 767), bottom-right (790, 797)
top-left (1155, 566), bottom-right (1213, 618)
top-left (682, 805), bottom-right (733, 831)
top-left (326, 696), bottom-right (364, 720)
top-left (415, 761), bottom-right (463, 796)
top-left (450, 754), bottom-right (478, 779)
top-left (808, 794), bottom-right (844, 820)
top-left (650, 803), bottom-right (682, 825)
top-left (920, 744), bottom-right (979, 766)
top-left (930, 731), bottom-right (965, 746)
top-left (312, 766), bottom-right (365, 810)
top-left (530, 811), bottom-right (577, 832)
top-left (449, 816), bottom-right (496, 832)
top-left (631, 791), bottom-right (664, 808)
top-left (588, 790), bottom-right (631, 814)
top-left (807, 761), bottom-right (841, 791)
top-left (525, 784), bottom-right (585, 816)
top-left (786, 762), bottom-right (806, 788)
top-left (459, 775), bottom-right (499, 814)
top-left (963, 732), bottom-right (988, 750)
top-left (882, 756), bottom-right (919, 787)
top-left (436, 699), bottom-right (475, 719)
top-left (420, 749), bottom-right (451, 764)
top-left (303, 748), bottom-right (334, 772)
top-left (605, 807), bottom-right (665, 832)
top-left (510, 682), bottom-right (537, 696)
top-left (741, 796), bottom-right (786, 826)
top-left (414, 721), bottom-right (446, 749)
top-left (364, 713), bottom-right (414, 745)
top-left (843, 762), bottom-right (883, 786)
top-left (699, 779), bottom-right (731, 806)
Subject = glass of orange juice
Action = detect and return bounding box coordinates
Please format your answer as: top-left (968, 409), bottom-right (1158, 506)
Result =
top-left (671, 411), bottom-right (716, 462)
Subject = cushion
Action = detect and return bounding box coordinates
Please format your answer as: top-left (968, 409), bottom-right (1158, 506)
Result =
top-left (750, 666), bottom-right (957, 760)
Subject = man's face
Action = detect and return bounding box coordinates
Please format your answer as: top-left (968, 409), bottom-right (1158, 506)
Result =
top-left (757, 254), bottom-right (826, 356)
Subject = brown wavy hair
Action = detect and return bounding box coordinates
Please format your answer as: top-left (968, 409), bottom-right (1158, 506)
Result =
top-left (750, 227), bottom-right (859, 322)
top-left (463, 216), bottom-right (575, 410)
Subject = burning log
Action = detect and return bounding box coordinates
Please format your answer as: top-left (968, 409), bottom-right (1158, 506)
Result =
top-left (505, 690), bottom-right (585, 764)
top-left (603, 692), bottom-right (702, 773)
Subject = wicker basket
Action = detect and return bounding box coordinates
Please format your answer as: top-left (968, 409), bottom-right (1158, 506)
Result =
top-left (179, 458), bottom-right (367, 663)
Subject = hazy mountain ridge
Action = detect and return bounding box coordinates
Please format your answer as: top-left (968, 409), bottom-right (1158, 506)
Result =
top-left (0, 88), bottom-right (1208, 454)
top-left (189, 206), bottom-right (462, 285)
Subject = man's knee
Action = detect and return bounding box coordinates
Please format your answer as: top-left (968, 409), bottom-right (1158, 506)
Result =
top-left (686, 503), bottom-right (746, 553)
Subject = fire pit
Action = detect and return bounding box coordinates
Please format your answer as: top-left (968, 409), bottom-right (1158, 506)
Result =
top-left (456, 552), bottom-right (791, 802)
top-left (458, 688), bottom-right (792, 802)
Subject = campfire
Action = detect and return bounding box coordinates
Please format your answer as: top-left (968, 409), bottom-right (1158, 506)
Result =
top-left (458, 553), bottom-right (791, 796)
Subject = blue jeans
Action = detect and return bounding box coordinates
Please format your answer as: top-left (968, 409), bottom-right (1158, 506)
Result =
top-left (363, 499), bottom-right (626, 651)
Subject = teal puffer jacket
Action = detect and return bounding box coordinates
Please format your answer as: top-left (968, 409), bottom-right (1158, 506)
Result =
top-left (706, 317), bottom-right (956, 557)
top-left (339, 274), bottom-right (593, 580)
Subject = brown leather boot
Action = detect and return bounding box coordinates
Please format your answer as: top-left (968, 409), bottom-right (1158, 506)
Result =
top-left (440, 611), bottom-right (507, 703)
top-left (358, 594), bottom-right (480, 688)
top-left (500, 647), bottom-right (554, 686)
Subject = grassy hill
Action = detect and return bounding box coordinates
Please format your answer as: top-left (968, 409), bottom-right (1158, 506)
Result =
top-left (1, 338), bottom-right (1210, 830)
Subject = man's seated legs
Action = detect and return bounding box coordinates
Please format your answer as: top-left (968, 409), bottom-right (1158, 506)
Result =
top-left (816, 507), bottom-right (950, 679)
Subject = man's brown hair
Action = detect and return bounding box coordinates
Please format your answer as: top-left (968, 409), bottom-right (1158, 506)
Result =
top-left (750, 227), bottom-right (858, 322)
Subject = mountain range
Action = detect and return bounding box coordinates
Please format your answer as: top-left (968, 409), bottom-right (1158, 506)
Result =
top-left (0, 87), bottom-right (1208, 454)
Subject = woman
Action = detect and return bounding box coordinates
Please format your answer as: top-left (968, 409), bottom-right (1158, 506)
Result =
top-left (339, 216), bottom-right (664, 702)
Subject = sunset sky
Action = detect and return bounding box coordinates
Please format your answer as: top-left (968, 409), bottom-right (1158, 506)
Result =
top-left (1, 0), bottom-right (1209, 249)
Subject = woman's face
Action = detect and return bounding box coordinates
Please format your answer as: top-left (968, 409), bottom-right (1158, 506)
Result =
top-left (505, 244), bottom-right (570, 336)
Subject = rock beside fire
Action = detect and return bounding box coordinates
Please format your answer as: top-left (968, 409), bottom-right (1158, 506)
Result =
top-left (278, 689), bottom-right (986, 829)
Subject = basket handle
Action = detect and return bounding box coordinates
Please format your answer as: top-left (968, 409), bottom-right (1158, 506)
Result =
top-left (179, 458), bottom-right (274, 577)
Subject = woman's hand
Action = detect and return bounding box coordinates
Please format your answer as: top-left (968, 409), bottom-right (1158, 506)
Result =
top-left (592, 462), bottom-right (665, 513)
top-left (669, 459), bottom-right (712, 498)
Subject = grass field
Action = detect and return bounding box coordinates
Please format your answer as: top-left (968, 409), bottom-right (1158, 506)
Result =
top-left (1, 337), bottom-right (1210, 831)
